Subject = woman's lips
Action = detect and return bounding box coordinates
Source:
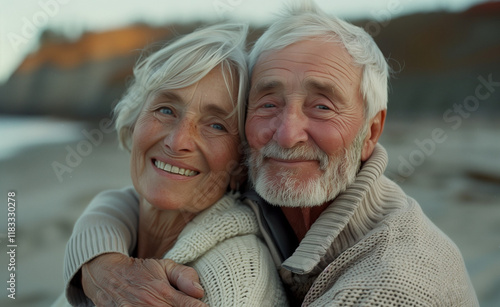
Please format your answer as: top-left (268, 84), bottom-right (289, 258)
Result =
top-left (153, 159), bottom-right (199, 177)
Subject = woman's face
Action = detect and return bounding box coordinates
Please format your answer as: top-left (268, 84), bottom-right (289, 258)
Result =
top-left (130, 66), bottom-right (241, 212)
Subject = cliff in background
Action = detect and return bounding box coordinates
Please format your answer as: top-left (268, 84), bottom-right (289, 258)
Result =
top-left (0, 23), bottom-right (196, 118)
top-left (368, 2), bottom-right (500, 118)
top-left (1, 2), bottom-right (499, 119)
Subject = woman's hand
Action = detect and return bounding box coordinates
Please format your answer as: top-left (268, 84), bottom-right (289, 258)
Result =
top-left (81, 253), bottom-right (207, 306)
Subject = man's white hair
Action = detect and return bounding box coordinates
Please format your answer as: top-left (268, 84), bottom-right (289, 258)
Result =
top-left (248, 0), bottom-right (389, 120)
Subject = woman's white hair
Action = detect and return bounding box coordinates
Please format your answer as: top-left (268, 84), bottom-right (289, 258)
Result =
top-left (114, 23), bottom-right (249, 150)
top-left (248, 1), bottom-right (389, 120)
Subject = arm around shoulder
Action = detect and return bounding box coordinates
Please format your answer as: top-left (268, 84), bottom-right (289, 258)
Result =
top-left (64, 186), bottom-right (140, 306)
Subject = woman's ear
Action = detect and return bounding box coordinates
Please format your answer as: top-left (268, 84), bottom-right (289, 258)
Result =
top-left (361, 109), bottom-right (386, 161)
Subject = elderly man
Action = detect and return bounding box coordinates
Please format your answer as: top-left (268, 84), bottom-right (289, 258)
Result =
top-left (61, 3), bottom-right (478, 306)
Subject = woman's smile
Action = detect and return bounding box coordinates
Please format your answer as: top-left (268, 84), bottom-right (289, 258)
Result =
top-left (152, 159), bottom-right (199, 177)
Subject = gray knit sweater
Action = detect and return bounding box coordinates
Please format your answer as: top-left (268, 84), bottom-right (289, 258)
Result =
top-left (63, 144), bottom-right (478, 306)
top-left (245, 144), bottom-right (479, 306)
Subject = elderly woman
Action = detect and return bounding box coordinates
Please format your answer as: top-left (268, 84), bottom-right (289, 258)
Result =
top-left (53, 23), bottom-right (288, 306)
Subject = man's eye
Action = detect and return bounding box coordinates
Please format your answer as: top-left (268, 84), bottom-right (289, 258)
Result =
top-left (263, 103), bottom-right (275, 108)
top-left (211, 123), bottom-right (226, 131)
top-left (315, 105), bottom-right (330, 110)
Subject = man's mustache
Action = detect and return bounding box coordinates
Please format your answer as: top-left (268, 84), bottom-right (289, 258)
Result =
top-left (258, 141), bottom-right (330, 170)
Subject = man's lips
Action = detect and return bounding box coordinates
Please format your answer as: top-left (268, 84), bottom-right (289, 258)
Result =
top-left (266, 157), bottom-right (319, 166)
top-left (153, 159), bottom-right (199, 177)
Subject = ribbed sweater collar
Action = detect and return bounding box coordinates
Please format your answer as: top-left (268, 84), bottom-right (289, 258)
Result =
top-left (281, 144), bottom-right (398, 274)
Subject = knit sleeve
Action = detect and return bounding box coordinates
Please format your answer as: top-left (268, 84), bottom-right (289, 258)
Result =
top-left (64, 186), bottom-right (140, 307)
top-left (191, 234), bottom-right (289, 306)
top-left (310, 286), bottom-right (478, 307)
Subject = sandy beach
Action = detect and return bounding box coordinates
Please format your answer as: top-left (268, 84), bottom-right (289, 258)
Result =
top-left (1, 116), bottom-right (499, 306)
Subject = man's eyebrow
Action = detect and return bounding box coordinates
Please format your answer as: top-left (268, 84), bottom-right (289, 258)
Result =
top-left (250, 80), bottom-right (283, 96)
top-left (306, 79), bottom-right (349, 103)
top-left (305, 80), bottom-right (336, 97)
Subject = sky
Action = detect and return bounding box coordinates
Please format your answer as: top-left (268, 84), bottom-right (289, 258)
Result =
top-left (0, 0), bottom-right (487, 83)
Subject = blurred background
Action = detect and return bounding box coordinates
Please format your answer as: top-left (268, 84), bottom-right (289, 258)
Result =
top-left (1, 0), bottom-right (499, 306)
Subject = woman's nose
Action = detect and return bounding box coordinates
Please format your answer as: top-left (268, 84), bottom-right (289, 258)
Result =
top-left (163, 118), bottom-right (196, 153)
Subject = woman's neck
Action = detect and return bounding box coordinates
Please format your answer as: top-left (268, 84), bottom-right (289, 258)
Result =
top-left (137, 198), bottom-right (196, 259)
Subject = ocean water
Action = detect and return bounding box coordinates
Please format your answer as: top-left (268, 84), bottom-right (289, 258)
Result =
top-left (0, 115), bottom-right (86, 160)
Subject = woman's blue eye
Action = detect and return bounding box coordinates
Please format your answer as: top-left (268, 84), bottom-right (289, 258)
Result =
top-left (159, 107), bottom-right (173, 115)
top-left (211, 123), bottom-right (226, 131)
top-left (316, 105), bottom-right (330, 110)
top-left (263, 103), bottom-right (275, 108)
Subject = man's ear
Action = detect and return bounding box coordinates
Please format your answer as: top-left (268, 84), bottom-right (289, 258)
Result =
top-left (361, 109), bottom-right (386, 161)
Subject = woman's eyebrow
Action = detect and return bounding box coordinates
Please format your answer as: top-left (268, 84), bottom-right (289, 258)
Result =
top-left (202, 103), bottom-right (234, 118)
top-left (157, 91), bottom-right (182, 102)
top-left (154, 91), bottom-right (235, 118)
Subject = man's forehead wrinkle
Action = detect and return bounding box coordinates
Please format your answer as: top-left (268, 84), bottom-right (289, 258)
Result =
top-left (304, 63), bottom-right (353, 81)
top-left (298, 41), bottom-right (360, 81)
top-left (324, 62), bottom-right (358, 84)
top-left (253, 56), bottom-right (295, 76)
top-left (265, 48), bottom-right (359, 83)
top-left (319, 52), bottom-right (360, 79)
top-left (252, 45), bottom-right (361, 99)
top-left (283, 43), bottom-right (355, 65)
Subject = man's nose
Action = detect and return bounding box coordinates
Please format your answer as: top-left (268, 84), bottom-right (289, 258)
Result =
top-left (163, 118), bottom-right (196, 153)
top-left (272, 105), bottom-right (308, 148)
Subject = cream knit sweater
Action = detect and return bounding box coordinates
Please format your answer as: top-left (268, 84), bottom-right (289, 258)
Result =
top-left (163, 193), bottom-right (288, 306)
top-left (62, 192), bottom-right (288, 306)
top-left (63, 144), bottom-right (478, 306)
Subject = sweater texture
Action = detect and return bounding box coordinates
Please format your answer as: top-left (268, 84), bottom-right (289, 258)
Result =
top-left (62, 144), bottom-right (478, 306)
top-left (245, 144), bottom-right (479, 306)
top-left (61, 191), bottom-right (288, 306)
top-left (163, 193), bottom-right (288, 306)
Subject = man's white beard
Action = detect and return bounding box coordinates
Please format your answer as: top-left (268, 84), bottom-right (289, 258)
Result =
top-left (247, 128), bottom-right (366, 208)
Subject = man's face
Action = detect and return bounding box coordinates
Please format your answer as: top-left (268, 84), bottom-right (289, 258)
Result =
top-left (245, 39), bottom-right (367, 207)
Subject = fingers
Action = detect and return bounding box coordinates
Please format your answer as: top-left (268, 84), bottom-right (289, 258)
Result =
top-left (160, 259), bottom-right (205, 299)
top-left (132, 279), bottom-right (207, 307)
top-left (81, 254), bottom-right (207, 306)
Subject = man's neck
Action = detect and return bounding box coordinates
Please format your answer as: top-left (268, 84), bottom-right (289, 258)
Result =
top-left (280, 202), bottom-right (330, 241)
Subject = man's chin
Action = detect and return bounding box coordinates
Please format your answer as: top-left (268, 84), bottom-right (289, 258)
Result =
top-left (254, 175), bottom-right (336, 208)
top-left (266, 199), bottom-right (326, 208)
